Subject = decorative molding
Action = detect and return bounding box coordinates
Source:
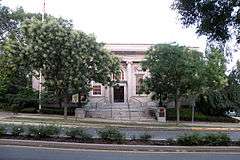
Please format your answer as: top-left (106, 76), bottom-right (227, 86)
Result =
top-left (126, 61), bottom-right (133, 65)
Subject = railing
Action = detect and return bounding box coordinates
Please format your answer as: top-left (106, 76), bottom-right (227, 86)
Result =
top-left (127, 97), bottom-right (143, 120)
top-left (95, 97), bottom-right (113, 118)
top-left (95, 97), bottom-right (110, 109)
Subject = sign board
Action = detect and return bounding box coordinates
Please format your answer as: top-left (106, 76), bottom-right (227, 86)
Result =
top-left (157, 107), bottom-right (166, 122)
top-left (72, 94), bottom-right (79, 103)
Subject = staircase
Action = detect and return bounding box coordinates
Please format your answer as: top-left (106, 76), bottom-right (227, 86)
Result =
top-left (85, 97), bottom-right (156, 121)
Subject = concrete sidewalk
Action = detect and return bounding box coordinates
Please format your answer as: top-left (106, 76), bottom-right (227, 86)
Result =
top-left (0, 112), bottom-right (240, 131)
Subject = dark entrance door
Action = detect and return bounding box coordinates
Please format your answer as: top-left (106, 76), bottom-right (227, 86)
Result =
top-left (113, 86), bottom-right (124, 103)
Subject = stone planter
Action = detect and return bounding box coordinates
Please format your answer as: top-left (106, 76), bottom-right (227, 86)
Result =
top-left (75, 108), bottom-right (85, 119)
top-left (157, 107), bottom-right (166, 123)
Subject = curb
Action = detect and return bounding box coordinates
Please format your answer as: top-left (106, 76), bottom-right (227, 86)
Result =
top-left (0, 120), bottom-right (240, 132)
top-left (0, 139), bottom-right (240, 153)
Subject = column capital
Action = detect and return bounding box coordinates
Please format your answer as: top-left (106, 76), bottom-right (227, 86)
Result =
top-left (126, 61), bottom-right (133, 65)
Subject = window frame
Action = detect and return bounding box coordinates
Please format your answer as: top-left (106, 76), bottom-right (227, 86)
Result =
top-left (92, 85), bottom-right (102, 96)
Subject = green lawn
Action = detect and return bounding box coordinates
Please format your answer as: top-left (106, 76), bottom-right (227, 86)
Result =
top-left (166, 108), bottom-right (239, 123)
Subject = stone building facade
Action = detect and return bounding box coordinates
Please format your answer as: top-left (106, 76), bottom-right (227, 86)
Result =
top-left (33, 44), bottom-right (157, 120)
top-left (89, 44), bottom-right (153, 105)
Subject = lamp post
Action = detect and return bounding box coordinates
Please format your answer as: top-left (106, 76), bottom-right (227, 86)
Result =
top-left (39, 0), bottom-right (45, 111)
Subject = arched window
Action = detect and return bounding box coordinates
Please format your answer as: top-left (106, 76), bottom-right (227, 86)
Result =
top-left (113, 69), bottom-right (125, 80)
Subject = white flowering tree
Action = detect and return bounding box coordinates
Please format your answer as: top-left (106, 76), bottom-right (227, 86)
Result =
top-left (4, 17), bottom-right (120, 118)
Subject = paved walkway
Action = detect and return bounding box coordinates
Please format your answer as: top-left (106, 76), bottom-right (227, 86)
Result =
top-left (0, 112), bottom-right (240, 130)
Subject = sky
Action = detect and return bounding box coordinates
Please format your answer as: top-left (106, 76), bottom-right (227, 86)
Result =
top-left (2, 0), bottom-right (240, 69)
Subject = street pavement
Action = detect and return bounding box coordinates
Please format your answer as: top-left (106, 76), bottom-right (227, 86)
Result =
top-left (0, 145), bottom-right (240, 160)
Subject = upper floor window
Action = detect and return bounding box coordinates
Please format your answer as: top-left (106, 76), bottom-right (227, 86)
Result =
top-left (113, 69), bottom-right (125, 81)
top-left (92, 85), bottom-right (101, 95)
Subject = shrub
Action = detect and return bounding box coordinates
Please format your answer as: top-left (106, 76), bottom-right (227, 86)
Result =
top-left (177, 133), bottom-right (203, 146)
top-left (130, 135), bottom-right (137, 141)
top-left (28, 125), bottom-right (60, 138)
top-left (40, 107), bottom-right (76, 116)
top-left (177, 133), bottom-right (231, 146)
top-left (166, 108), bottom-right (239, 123)
top-left (11, 125), bottom-right (25, 136)
top-left (66, 127), bottom-right (92, 140)
top-left (166, 138), bottom-right (176, 145)
top-left (97, 127), bottom-right (125, 143)
top-left (0, 125), bottom-right (5, 136)
top-left (139, 133), bottom-right (152, 141)
top-left (20, 107), bottom-right (37, 113)
top-left (236, 139), bottom-right (240, 146)
top-left (204, 133), bottom-right (230, 146)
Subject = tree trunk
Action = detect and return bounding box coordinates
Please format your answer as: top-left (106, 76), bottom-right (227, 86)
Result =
top-left (63, 95), bottom-right (70, 120)
top-left (175, 98), bottom-right (180, 124)
top-left (64, 105), bottom-right (67, 120)
top-left (58, 99), bottom-right (62, 108)
top-left (77, 92), bottom-right (82, 108)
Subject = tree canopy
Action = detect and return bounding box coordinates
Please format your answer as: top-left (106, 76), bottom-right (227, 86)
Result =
top-left (142, 44), bottom-right (205, 122)
top-left (172, 0), bottom-right (240, 45)
top-left (142, 44), bottom-right (227, 122)
top-left (3, 17), bottom-right (120, 116)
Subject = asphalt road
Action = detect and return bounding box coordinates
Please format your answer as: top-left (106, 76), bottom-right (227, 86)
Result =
top-left (0, 145), bottom-right (240, 160)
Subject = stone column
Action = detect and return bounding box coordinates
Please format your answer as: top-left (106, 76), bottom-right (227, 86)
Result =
top-left (126, 61), bottom-right (133, 100)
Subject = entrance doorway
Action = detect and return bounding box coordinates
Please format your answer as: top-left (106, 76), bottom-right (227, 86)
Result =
top-left (113, 86), bottom-right (124, 103)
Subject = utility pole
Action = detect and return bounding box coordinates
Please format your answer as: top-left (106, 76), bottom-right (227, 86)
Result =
top-left (39, 0), bottom-right (45, 111)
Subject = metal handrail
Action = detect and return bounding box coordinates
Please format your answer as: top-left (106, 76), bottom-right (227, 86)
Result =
top-left (129, 97), bottom-right (143, 108)
top-left (128, 97), bottom-right (143, 120)
top-left (95, 97), bottom-right (108, 109)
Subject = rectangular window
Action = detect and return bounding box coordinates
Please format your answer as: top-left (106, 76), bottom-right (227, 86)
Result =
top-left (92, 85), bottom-right (101, 95)
top-left (136, 74), bottom-right (144, 95)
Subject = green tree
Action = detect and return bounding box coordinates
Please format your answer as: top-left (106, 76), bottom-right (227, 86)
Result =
top-left (195, 49), bottom-right (229, 116)
top-left (172, 0), bottom-right (240, 45)
top-left (3, 17), bottom-right (120, 118)
top-left (142, 44), bottom-right (206, 123)
top-left (227, 60), bottom-right (240, 111)
top-left (0, 2), bottom-right (18, 45)
top-left (203, 48), bottom-right (227, 91)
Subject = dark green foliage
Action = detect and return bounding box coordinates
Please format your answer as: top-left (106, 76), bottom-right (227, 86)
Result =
top-left (0, 125), bottom-right (5, 136)
top-left (172, 0), bottom-right (240, 44)
top-left (139, 133), bottom-right (152, 141)
top-left (11, 125), bottom-right (24, 136)
top-left (196, 60), bottom-right (240, 116)
top-left (6, 87), bottom-right (38, 113)
top-left (166, 108), bottom-right (238, 123)
top-left (20, 107), bottom-right (38, 113)
top-left (28, 125), bottom-right (60, 138)
top-left (177, 133), bottom-right (204, 146)
top-left (196, 93), bottom-right (231, 116)
top-left (204, 133), bottom-right (230, 146)
top-left (0, 4), bottom-right (19, 44)
top-left (177, 133), bottom-right (230, 146)
top-left (66, 127), bottom-right (92, 140)
top-left (166, 138), bottom-right (177, 145)
top-left (41, 107), bottom-right (76, 116)
top-left (142, 44), bottom-right (207, 123)
top-left (0, 53), bottom-right (36, 112)
top-left (3, 16), bottom-right (120, 119)
top-left (97, 127), bottom-right (125, 143)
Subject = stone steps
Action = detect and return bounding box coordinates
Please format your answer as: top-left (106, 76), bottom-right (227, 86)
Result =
top-left (86, 104), bottom-right (155, 121)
